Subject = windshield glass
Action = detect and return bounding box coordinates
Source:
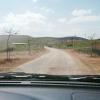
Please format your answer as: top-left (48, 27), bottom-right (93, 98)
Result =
top-left (0, 0), bottom-right (99, 75)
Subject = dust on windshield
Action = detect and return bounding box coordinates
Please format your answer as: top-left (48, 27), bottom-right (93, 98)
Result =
top-left (0, 0), bottom-right (100, 75)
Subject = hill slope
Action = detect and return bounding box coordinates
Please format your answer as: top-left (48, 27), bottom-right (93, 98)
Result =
top-left (0, 35), bottom-right (87, 51)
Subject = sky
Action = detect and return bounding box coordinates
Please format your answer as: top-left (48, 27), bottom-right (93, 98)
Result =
top-left (0, 0), bottom-right (100, 38)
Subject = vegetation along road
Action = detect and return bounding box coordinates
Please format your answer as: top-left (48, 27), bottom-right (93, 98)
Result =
top-left (13, 47), bottom-right (95, 75)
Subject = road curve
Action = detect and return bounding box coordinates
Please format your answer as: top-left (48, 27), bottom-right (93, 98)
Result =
top-left (13, 47), bottom-right (93, 75)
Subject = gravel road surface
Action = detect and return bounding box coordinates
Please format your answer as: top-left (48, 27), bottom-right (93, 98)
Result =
top-left (13, 47), bottom-right (93, 75)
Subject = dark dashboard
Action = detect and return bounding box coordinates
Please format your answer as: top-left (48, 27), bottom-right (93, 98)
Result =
top-left (0, 73), bottom-right (100, 100)
top-left (0, 82), bottom-right (100, 100)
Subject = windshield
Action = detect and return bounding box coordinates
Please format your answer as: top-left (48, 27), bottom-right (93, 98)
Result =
top-left (0, 0), bottom-right (99, 76)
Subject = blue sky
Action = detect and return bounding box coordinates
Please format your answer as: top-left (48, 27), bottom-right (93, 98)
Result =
top-left (0, 0), bottom-right (100, 38)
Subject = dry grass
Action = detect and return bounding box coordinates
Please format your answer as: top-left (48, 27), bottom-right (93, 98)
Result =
top-left (67, 49), bottom-right (100, 75)
top-left (0, 49), bottom-right (47, 72)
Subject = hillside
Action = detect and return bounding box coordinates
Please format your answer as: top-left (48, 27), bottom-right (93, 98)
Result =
top-left (0, 35), bottom-right (32, 42)
top-left (58, 36), bottom-right (87, 41)
top-left (0, 35), bottom-right (87, 51)
top-left (0, 35), bottom-right (32, 51)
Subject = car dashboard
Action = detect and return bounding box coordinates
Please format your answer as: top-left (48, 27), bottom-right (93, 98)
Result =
top-left (0, 81), bottom-right (100, 100)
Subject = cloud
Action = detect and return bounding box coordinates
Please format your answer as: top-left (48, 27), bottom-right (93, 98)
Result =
top-left (69, 15), bottom-right (100, 24)
top-left (72, 9), bottom-right (91, 16)
top-left (40, 7), bottom-right (55, 14)
top-left (68, 9), bottom-right (100, 24)
top-left (0, 11), bottom-right (57, 37)
top-left (57, 18), bottom-right (67, 23)
top-left (0, 9), bottom-right (100, 38)
top-left (55, 9), bottom-right (100, 38)
top-left (32, 0), bottom-right (38, 3)
top-left (0, 11), bottom-right (48, 34)
top-left (5, 11), bottom-right (46, 25)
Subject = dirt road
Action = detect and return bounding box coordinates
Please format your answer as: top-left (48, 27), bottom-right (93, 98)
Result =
top-left (13, 47), bottom-right (94, 75)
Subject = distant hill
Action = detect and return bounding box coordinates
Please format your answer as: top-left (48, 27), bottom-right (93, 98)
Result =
top-left (0, 35), bottom-right (32, 51)
top-left (58, 36), bottom-right (87, 41)
top-left (31, 36), bottom-right (87, 45)
top-left (0, 35), bottom-right (87, 43)
top-left (0, 35), bottom-right (32, 43)
top-left (0, 35), bottom-right (87, 51)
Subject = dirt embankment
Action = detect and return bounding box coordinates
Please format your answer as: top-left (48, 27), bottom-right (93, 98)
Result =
top-left (67, 49), bottom-right (100, 75)
top-left (0, 49), bottom-right (47, 72)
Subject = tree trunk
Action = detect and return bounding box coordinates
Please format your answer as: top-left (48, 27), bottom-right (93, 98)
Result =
top-left (28, 39), bottom-right (31, 55)
top-left (6, 35), bottom-right (11, 61)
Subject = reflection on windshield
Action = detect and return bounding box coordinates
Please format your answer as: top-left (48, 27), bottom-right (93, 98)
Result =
top-left (0, 0), bottom-right (99, 75)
